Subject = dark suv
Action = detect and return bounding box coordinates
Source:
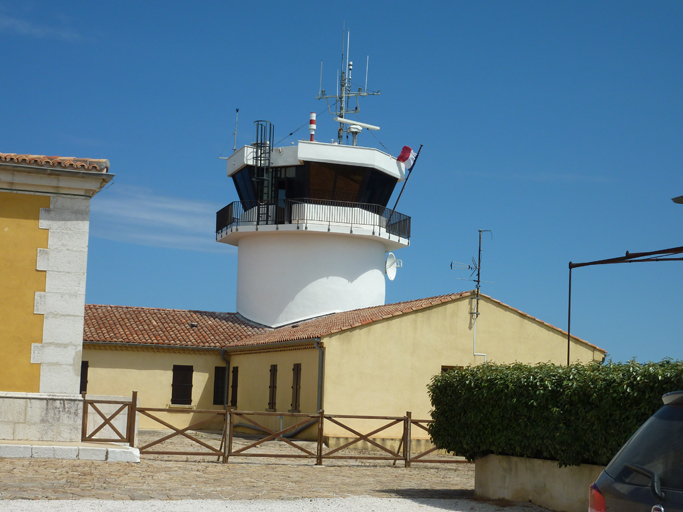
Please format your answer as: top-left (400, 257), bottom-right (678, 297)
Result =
top-left (590, 390), bottom-right (683, 511)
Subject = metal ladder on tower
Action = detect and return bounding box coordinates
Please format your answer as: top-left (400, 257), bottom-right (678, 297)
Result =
top-left (252, 120), bottom-right (274, 224)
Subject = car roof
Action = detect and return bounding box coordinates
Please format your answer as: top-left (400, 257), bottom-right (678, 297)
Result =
top-left (662, 390), bottom-right (683, 405)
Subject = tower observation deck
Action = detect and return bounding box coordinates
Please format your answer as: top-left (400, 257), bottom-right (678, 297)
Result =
top-left (217, 38), bottom-right (413, 328)
top-left (216, 122), bottom-right (411, 328)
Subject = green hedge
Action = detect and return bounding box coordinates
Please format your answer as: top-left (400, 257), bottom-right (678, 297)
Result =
top-left (428, 360), bottom-right (683, 467)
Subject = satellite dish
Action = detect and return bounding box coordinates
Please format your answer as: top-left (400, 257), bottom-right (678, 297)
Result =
top-left (385, 252), bottom-right (402, 281)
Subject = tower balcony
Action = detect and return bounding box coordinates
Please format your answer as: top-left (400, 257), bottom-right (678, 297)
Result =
top-left (216, 198), bottom-right (410, 251)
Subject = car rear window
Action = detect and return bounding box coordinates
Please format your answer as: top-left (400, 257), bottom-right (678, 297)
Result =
top-left (606, 404), bottom-right (683, 491)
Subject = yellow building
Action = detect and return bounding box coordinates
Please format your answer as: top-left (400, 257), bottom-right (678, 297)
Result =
top-left (82, 291), bottom-right (605, 443)
top-left (0, 153), bottom-right (112, 442)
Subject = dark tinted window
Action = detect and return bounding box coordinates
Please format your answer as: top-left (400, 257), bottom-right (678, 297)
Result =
top-left (606, 405), bottom-right (683, 490)
top-left (232, 167), bottom-right (256, 203)
top-left (358, 170), bottom-right (397, 207)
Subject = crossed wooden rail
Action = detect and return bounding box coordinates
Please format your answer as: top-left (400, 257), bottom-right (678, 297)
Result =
top-left (82, 393), bottom-right (470, 466)
top-left (81, 392), bottom-right (137, 446)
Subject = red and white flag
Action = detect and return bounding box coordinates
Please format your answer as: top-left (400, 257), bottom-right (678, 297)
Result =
top-left (397, 146), bottom-right (417, 170)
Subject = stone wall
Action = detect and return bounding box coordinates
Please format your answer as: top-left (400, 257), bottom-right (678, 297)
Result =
top-left (0, 392), bottom-right (82, 442)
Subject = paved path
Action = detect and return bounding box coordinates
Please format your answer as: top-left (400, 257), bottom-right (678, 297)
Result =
top-left (0, 457), bottom-right (475, 500)
top-left (0, 431), bottom-right (548, 511)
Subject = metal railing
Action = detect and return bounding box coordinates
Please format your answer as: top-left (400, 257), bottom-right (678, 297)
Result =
top-left (216, 198), bottom-right (411, 240)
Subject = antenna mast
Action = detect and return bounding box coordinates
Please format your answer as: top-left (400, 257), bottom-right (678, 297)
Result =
top-left (232, 108), bottom-right (239, 152)
top-left (451, 230), bottom-right (493, 363)
top-left (316, 28), bottom-right (380, 144)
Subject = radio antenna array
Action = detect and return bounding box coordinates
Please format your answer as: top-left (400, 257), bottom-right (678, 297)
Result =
top-left (451, 230), bottom-right (493, 293)
top-left (316, 26), bottom-right (380, 145)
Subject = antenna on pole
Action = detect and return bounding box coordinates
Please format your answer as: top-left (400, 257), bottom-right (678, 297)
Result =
top-left (365, 55), bottom-right (369, 92)
top-left (317, 26), bottom-right (380, 145)
top-left (451, 230), bottom-right (493, 363)
top-left (232, 108), bottom-right (239, 152)
top-left (450, 230), bottom-right (493, 292)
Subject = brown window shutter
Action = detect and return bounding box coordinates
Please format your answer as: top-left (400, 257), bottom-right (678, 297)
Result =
top-left (80, 360), bottom-right (89, 394)
top-left (213, 366), bottom-right (227, 406)
top-left (171, 365), bottom-right (193, 405)
top-left (230, 366), bottom-right (239, 407)
top-left (268, 364), bottom-right (277, 410)
top-left (291, 363), bottom-right (301, 411)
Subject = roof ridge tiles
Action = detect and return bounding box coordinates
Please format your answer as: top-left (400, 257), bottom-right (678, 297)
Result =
top-left (0, 152), bottom-right (110, 173)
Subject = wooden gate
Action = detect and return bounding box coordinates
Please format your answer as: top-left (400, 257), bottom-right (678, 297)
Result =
top-left (81, 391), bottom-right (137, 446)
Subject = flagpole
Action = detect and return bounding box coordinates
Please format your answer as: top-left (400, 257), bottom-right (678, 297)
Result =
top-left (387, 144), bottom-right (423, 227)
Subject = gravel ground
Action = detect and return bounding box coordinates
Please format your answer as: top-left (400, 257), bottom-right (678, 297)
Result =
top-left (0, 431), bottom-right (549, 511)
top-left (2, 497), bottom-right (547, 512)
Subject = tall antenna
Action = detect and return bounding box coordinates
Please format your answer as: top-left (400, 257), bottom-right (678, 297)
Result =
top-left (451, 230), bottom-right (493, 363)
top-left (232, 108), bottom-right (239, 152)
top-left (450, 230), bottom-right (493, 294)
top-left (317, 27), bottom-right (380, 144)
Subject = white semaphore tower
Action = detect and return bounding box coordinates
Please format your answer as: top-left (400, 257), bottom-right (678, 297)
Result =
top-left (216, 40), bottom-right (413, 328)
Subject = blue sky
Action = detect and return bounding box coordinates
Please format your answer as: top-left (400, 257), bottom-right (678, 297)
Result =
top-left (3, 1), bottom-right (681, 363)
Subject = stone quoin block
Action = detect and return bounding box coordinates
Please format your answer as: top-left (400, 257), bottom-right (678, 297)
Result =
top-left (107, 447), bottom-right (141, 463)
top-left (78, 446), bottom-right (107, 461)
top-left (31, 446), bottom-right (56, 459)
top-left (54, 446), bottom-right (79, 460)
top-left (0, 445), bottom-right (32, 458)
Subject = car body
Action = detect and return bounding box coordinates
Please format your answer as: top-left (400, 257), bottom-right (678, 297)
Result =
top-left (590, 390), bottom-right (683, 511)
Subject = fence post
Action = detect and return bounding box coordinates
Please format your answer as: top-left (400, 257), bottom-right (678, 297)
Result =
top-left (128, 391), bottom-right (138, 447)
top-left (405, 411), bottom-right (412, 468)
top-left (226, 408), bottom-right (234, 464)
top-left (81, 392), bottom-right (88, 442)
top-left (221, 405), bottom-right (229, 464)
top-left (316, 409), bottom-right (324, 466)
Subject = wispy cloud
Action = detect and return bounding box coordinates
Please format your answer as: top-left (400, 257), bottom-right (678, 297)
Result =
top-left (0, 13), bottom-right (83, 42)
top-left (90, 185), bottom-right (234, 254)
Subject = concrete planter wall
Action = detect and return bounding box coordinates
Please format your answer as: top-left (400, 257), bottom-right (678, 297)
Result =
top-left (475, 454), bottom-right (605, 512)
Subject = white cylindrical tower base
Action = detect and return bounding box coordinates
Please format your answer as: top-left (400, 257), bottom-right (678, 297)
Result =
top-left (236, 232), bottom-right (386, 327)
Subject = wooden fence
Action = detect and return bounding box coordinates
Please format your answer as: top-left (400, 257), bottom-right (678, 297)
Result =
top-left (82, 392), bottom-right (469, 466)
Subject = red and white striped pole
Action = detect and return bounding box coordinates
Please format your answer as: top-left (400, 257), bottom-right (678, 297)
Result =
top-left (309, 112), bottom-right (316, 141)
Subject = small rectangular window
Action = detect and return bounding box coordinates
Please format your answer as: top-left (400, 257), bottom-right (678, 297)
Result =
top-left (268, 364), bottom-right (277, 410)
top-left (290, 363), bottom-right (302, 412)
top-left (80, 360), bottom-right (89, 394)
top-left (171, 365), bottom-right (193, 405)
top-left (213, 366), bottom-right (227, 406)
top-left (230, 366), bottom-right (239, 407)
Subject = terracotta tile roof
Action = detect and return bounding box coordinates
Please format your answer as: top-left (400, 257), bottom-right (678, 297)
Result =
top-left (0, 152), bottom-right (109, 173)
top-left (226, 291), bottom-right (605, 354)
top-left (83, 292), bottom-right (605, 354)
top-left (225, 292), bottom-right (476, 348)
top-left (83, 304), bottom-right (267, 349)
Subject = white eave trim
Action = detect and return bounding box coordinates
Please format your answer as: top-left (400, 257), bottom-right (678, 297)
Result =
top-left (0, 165), bottom-right (114, 197)
top-left (225, 141), bottom-right (405, 181)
